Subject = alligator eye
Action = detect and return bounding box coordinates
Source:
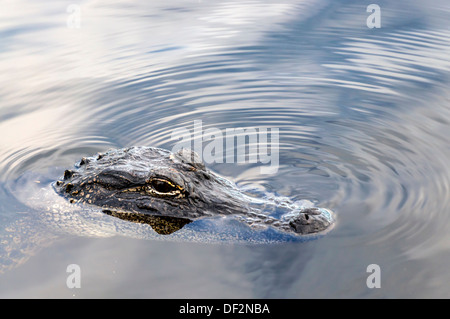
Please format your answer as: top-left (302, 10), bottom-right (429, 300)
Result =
top-left (150, 178), bottom-right (178, 194)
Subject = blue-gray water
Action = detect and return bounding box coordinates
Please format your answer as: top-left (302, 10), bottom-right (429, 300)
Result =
top-left (0, 0), bottom-right (449, 298)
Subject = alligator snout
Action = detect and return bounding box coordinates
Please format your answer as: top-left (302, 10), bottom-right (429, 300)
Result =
top-left (286, 207), bottom-right (335, 235)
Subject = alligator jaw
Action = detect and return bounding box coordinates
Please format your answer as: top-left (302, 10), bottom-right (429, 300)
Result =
top-left (102, 209), bottom-right (192, 235)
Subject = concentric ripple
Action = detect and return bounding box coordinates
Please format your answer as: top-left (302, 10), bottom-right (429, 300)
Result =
top-left (0, 0), bottom-right (449, 288)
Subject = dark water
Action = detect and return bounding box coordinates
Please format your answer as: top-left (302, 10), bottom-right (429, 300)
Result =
top-left (1, 0), bottom-right (449, 298)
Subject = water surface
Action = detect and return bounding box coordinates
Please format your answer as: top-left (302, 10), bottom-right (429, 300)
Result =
top-left (0, 0), bottom-right (449, 298)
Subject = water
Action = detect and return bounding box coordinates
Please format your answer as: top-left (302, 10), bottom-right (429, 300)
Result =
top-left (0, 0), bottom-right (449, 298)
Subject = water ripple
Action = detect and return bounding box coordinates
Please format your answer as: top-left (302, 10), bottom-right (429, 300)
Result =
top-left (0, 0), bottom-right (450, 296)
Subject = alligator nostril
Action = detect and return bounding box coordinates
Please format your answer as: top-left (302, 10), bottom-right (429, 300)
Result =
top-left (64, 170), bottom-right (73, 180)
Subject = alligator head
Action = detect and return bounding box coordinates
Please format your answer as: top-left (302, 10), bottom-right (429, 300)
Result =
top-left (54, 146), bottom-right (334, 235)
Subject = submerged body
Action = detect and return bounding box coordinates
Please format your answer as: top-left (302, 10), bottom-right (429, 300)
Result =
top-left (54, 146), bottom-right (335, 236)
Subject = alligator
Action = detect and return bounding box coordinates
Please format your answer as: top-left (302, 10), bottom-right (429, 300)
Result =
top-left (0, 146), bottom-right (336, 273)
top-left (53, 146), bottom-right (335, 236)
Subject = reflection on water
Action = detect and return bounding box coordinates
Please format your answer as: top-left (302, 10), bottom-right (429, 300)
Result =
top-left (0, 0), bottom-right (449, 297)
